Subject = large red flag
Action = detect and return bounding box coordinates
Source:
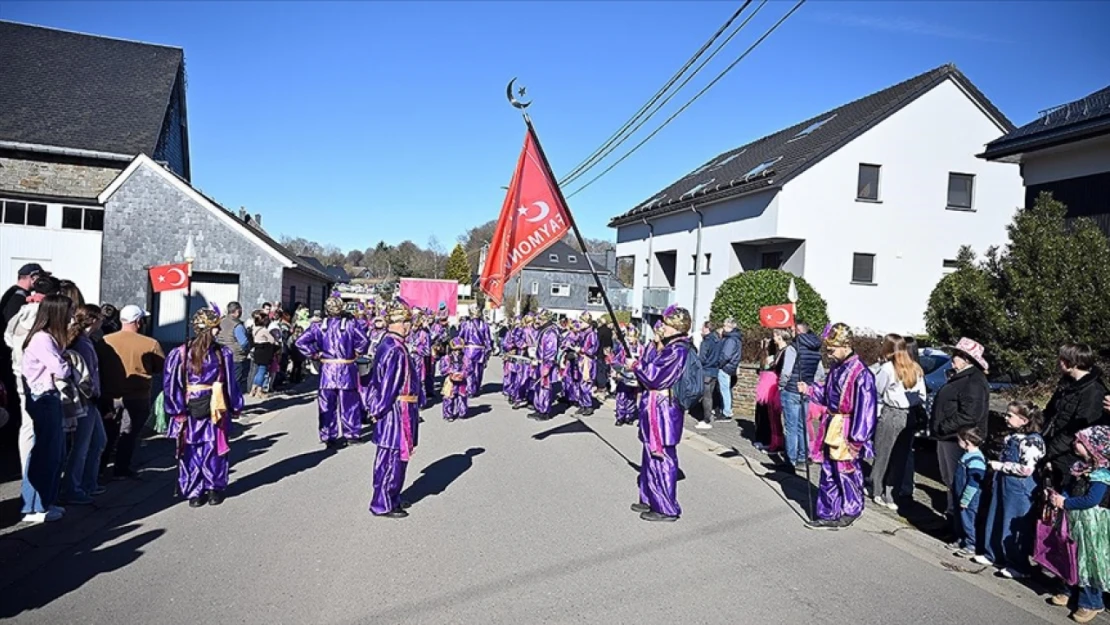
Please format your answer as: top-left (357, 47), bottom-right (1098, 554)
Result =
top-left (759, 304), bottom-right (795, 329)
top-left (149, 262), bottom-right (191, 293)
top-left (480, 126), bottom-right (572, 305)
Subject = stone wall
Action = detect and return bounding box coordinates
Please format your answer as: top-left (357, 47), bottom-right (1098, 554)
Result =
top-left (0, 154), bottom-right (123, 200)
top-left (101, 161), bottom-right (285, 309)
top-left (731, 363), bottom-right (760, 417)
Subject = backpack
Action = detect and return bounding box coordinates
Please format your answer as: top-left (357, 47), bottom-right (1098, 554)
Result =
top-left (671, 341), bottom-right (704, 412)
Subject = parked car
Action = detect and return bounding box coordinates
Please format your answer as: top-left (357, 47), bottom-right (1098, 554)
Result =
top-left (916, 348), bottom-right (1021, 437)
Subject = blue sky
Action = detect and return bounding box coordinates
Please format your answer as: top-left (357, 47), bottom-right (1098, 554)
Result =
top-left (6, 1), bottom-right (1109, 252)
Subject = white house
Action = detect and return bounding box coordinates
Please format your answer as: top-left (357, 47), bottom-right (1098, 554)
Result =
top-left (979, 83), bottom-right (1110, 238)
top-left (610, 64), bottom-right (1024, 334)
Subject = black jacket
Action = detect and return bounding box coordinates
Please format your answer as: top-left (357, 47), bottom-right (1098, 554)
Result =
top-left (719, 329), bottom-right (742, 373)
top-left (930, 365), bottom-right (991, 441)
top-left (1042, 370), bottom-right (1109, 474)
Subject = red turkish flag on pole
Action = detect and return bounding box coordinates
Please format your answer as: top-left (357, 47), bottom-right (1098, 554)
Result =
top-left (759, 304), bottom-right (795, 329)
top-left (480, 126), bottom-right (571, 306)
top-left (149, 262), bottom-right (191, 293)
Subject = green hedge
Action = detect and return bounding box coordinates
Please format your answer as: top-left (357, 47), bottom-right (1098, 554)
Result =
top-left (710, 269), bottom-right (828, 331)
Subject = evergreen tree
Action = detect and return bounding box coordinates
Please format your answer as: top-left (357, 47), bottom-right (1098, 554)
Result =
top-left (445, 244), bottom-right (471, 284)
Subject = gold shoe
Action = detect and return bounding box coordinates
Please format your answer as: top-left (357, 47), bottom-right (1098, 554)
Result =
top-left (1051, 594), bottom-right (1069, 607)
top-left (1071, 608), bottom-right (1104, 623)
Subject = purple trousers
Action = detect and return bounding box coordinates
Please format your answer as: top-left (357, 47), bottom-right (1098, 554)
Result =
top-left (502, 360), bottom-right (515, 397)
top-left (562, 366), bottom-right (579, 405)
top-left (615, 384), bottom-right (638, 424)
top-left (517, 367), bottom-right (534, 404)
top-left (442, 384), bottom-right (468, 420)
top-left (816, 457), bottom-right (865, 520)
top-left (534, 374), bottom-right (553, 414)
top-left (178, 440), bottom-right (228, 499)
top-left (464, 348), bottom-right (484, 397)
top-left (370, 446), bottom-right (407, 515)
top-left (319, 388), bottom-right (363, 442)
top-left (576, 358), bottom-right (596, 408)
top-left (424, 356), bottom-right (435, 400)
top-left (639, 445), bottom-right (681, 517)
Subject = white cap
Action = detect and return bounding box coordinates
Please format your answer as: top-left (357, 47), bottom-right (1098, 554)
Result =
top-left (119, 304), bottom-right (149, 324)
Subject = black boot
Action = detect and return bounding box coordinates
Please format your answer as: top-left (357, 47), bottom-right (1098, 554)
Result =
top-left (375, 508), bottom-right (409, 519)
top-left (189, 494), bottom-right (208, 508)
top-left (836, 514), bottom-right (859, 528)
top-left (579, 407), bottom-right (594, 417)
top-left (630, 502), bottom-right (650, 513)
top-left (806, 517), bottom-right (841, 529)
top-left (639, 510), bottom-right (679, 522)
top-left (208, 490), bottom-right (225, 506)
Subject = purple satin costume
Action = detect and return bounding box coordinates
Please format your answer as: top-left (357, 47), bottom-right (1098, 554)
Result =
top-left (295, 317), bottom-right (370, 442)
top-left (367, 333), bottom-right (420, 515)
top-left (576, 327), bottom-right (598, 408)
top-left (532, 324), bottom-right (560, 414)
top-left (611, 341), bottom-right (641, 425)
top-left (518, 326), bottom-right (538, 403)
top-left (632, 336), bottom-right (689, 517)
top-left (807, 354), bottom-right (878, 521)
top-left (458, 319), bottom-right (488, 397)
top-left (560, 330), bottom-right (579, 404)
top-left (501, 328), bottom-right (516, 400)
top-left (439, 352), bottom-right (469, 420)
top-left (408, 327), bottom-right (433, 405)
top-left (163, 345), bottom-right (244, 499)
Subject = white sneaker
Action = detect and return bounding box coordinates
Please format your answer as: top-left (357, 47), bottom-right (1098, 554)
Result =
top-left (999, 568), bottom-right (1028, 580)
top-left (971, 555), bottom-right (994, 566)
top-left (22, 509), bottom-right (63, 524)
top-left (695, 422), bottom-right (713, 430)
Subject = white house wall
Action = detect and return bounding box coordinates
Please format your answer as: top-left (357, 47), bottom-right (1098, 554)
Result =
top-left (0, 205), bottom-right (102, 303)
top-left (1020, 134), bottom-right (1110, 186)
top-left (615, 189), bottom-right (779, 325)
top-left (784, 78), bottom-right (1023, 334)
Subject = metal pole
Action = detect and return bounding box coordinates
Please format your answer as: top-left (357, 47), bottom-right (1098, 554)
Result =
top-left (691, 205), bottom-right (703, 329)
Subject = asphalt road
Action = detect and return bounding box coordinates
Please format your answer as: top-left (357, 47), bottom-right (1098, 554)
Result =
top-left (0, 364), bottom-right (1080, 624)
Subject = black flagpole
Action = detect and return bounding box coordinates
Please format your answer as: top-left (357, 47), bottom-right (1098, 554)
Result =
top-left (509, 87), bottom-right (631, 359)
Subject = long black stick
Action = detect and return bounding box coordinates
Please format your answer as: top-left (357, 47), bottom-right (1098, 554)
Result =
top-left (521, 116), bottom-right (631, 358)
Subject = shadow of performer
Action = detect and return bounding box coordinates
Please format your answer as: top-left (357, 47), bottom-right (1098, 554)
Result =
top-left (402, 447), bottom-right (485, 506)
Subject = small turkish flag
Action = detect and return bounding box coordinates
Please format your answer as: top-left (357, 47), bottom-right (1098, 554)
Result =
top-left (149, 263), bottom-right (190, 293)
top-left (480, 125), bottom-right (572, 306)
top-left (759, 304), bottom-right (795, 329)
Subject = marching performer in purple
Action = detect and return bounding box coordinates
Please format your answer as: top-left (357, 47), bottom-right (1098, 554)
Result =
top-left (459, 308), bottom-right (489, 398)
top-left (407, 309), bottom-right (433, 407)
top-left (439, 337), bottom-right (470, 421)
top-left (799, 323), bottom-right (878, 529)
top-left (574, 313), bottom-right (599, 416)
top-left (296, 297), bottom-right (370, 449)
top-left (628, 305), bottom-right (691, 522)
top-left (500, 317), bottom-right (517, 401)
top-left (527, 310), bottom-right (560, 421)
top-left (366, 298), bottom-right (420, 518)
top-left (512, 314), bottom-right (536, 409)
top-left (559, 319), bottom-right (579, 406)
top-left (611, 325), bottom-right (641, 426)
top-left (163, 308), bottom-right (243, 507)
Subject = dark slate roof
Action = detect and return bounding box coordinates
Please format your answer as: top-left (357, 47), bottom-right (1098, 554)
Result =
top-left (0, 21), bottom-right (183, 155)
top-left (298, 256), bottom-right (330, 275)
top-left (609, 64), bottom-right (1013, 227)
top-left (980, 84), bottom-right (1110, 161)
top-left (325, 265), bottom-right (351, 283)
top-left (525, 241), bottom-right (611, 274)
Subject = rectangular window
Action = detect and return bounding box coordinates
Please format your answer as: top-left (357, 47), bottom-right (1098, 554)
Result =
top-left (550, 283), bottom-right (570, 297)
top-left (548, 254), bottom-right (559, 263)
top-left (567, 255), bottom-right (577, 263)
top-left (62, 206), bottom-right (104, 231)
top-left (530, 281), bottom-right (538, 295)
top-left (852, 253), bottom-right (876, 284)
top-left (761, 252), bottom-right (783, 270)
top-left (942, 259), bottom-right (960, 269)
top-left (947, 173), bottom-right (975, 210)
top-left (857, 164), bottom-right (880, 201)
top-left (3, 201), bottom-right (26, 225)
top-left (690, 254), bottom-right (698, 274)
top-left (587, 287), bottom-right (603, 305)
top-left (703, 253), bottom-right (711, 274)
top-left (83, 208), bottom-right (105, 231)
top-left (26, 203), bottom-right (47, 227)
top-left (63, 206), bottom-right (83, 229)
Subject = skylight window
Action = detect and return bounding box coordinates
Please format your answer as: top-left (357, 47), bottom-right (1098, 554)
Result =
top-left (689, 162), bottom-right (714, 176)
top-left (789, 114), bottom-right (837, 141)
top-left (681, 178), bottom-right (716, 199)
top-left (709, 152), bottom-right (744, 171)
top-left (742, 157), bottom-right (781, 181)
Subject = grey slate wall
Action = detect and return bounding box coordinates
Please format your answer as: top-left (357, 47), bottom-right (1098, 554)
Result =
top-left (101, 162), bottom-right (284, 308)
top-left (153, 70), bottom-right (189, 181)
top-left (505, 269), bottom-right (624, 313)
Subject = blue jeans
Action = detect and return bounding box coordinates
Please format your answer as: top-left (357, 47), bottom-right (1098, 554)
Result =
top-left (252, 362), bottom-right (269, 389)
top-left (62, 404), bottom-right (106, 500)
top-left (983, 473), bottom-right (1035, 573)
top-left (717, 370), bottom-right (733, 417)
top-left (781, 390), bottom-right (804, 464)
top-left (1079, 585), bottom-right (1105, 610)
top-left (959, 494), bottom-right (980, 550)
top-left (22, 390), bottom-right (65, 514)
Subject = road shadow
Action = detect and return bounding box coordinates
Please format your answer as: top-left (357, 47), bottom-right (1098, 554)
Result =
top-left (228, 447), bottom-right (337, 498)
top-left (402, 447), bottom-right (485, 506)
top-left (463, 405), bottom-right (492, 420)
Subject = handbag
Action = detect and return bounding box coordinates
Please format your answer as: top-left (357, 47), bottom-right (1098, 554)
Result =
top-left (1033, 502), bottom-right (1078, 586)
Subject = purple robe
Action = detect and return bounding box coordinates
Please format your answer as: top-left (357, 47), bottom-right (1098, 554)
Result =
top-left (408, 327), bottom-right (433, 405)
top-left (533, 324), bottom-right (560, 414)
top-left (163, 344), bottom-right (244, 499)
top-left (501, 328), bottom-right (517, 399)
top-left (518, 326), bottom-right (538, 403)
top-left (438, 352), bottom-right (469, 420)
top-left (808, 354), bottom-right (878, 520)
top-left (459, 319), bottom-right (488, 397)
top-left (632, 336), bottom-right (689, 517)
top-left (560, 330), bottom-right (579, 403)
top-left (295, 317), bottom-right (370, 442)
top-left (611, 341), bottom-right (641, 425)
top-left (576, 327), bottom-right (598, 408)
top-left (367, 333), bottom-right (420, 515)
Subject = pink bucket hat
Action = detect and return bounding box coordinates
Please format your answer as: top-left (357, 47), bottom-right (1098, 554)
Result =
top-left (950, 337), bottom-right (989, 372)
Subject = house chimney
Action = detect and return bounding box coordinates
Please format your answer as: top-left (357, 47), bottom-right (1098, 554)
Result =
top-left (254, 213), bottom-right (262, 227)
top-left (238, 207), bottom-right (248, 221)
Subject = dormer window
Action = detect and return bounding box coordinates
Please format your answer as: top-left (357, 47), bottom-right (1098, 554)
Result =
top-left (549, 254), bottom-right (559, 263)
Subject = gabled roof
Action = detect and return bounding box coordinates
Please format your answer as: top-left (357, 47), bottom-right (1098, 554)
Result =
top-left (524, 241), bottom-right (610, 274)
top-left (609, 64), bottom-right (1013, 227)
top-left (99, 154), bottom-right (333, 282)
top-left (0, 21), bottom-right (183, 156)
top-left (298, 256), bottom-right (330, 275)
top-left (325, 265), bottom-right (351, 283)
top-left (979, 84), bottom-right (1110, 162)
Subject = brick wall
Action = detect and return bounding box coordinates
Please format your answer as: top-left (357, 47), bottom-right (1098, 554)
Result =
top-left (101, 161), bottom-right (284, 309)
top-left (0, 154), bottom-right (123, 200)
top-left (731, 363), bottom-right (760, 417)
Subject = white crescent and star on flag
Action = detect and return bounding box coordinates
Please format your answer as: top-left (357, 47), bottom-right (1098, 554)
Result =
top-left (516, 201), bottom-right (551, 223)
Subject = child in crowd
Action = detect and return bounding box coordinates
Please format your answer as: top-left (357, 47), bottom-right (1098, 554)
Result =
top-left (439, 337), bottom-right (469, 422)
top-left (1048, 425), bottom-right (1109, 623)
top-left (953, 426), bottom-right (987, 557)
top-left (286, 325), bottom-right (306, 384)
top-left (753, 334), bottom-right (786, 453)
top-left (973, 400), bottom-right (1046, 579)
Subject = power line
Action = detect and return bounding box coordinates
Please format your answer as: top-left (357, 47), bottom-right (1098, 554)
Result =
top-left (560, 0), bottom-right (769, 189)
top-left (557, 1), bottom-right (753, 186)
top-left (565, 0), bottom-right (807, 200)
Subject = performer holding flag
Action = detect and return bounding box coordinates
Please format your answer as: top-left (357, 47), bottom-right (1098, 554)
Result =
top-left (527, 309), bottom-right (560, 421)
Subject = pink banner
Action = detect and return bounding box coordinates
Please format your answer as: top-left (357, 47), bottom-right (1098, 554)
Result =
top-left (399, 279), bottom-right (458, 316)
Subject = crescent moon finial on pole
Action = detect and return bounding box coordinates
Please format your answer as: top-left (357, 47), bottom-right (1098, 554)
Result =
top-left (507, 77), bottom-right (532, 110)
